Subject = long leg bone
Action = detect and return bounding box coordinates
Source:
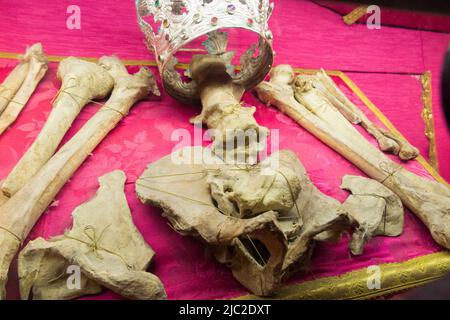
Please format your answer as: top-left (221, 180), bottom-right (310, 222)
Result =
top-left (255, 65), bottom-right (450, 249)
top-left (0, 44), bottom-right (41, 114)
top-left (313, 69), bottom-right (419, 160)
top-left (0, 44), bottom-right (48, 135)
top-left (1, 57), bottom-right (114, 197)
top-left (0, 56), bottom-right (157, 299)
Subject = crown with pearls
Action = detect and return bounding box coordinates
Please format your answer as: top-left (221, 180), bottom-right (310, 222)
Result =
top-left (136, 0), bottom-right (274, 104)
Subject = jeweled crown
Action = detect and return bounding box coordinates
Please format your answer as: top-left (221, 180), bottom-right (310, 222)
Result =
top-left (136, 0), bottom-right (275, 104)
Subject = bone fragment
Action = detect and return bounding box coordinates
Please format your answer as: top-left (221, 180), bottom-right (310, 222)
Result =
top-left (0, 43), bottom-right (48, 135)
top-left (255, 65), bottom-right (450, 249)
top-left (340, 175), bottom-right (404, 255)
top-left (0, 44), bottom-right (42, 114)
top-left (0, 56), bottom-right (156, 299)
top-left (188, 37), bottom-right (268, 162)
top-left (18, 170), bottom-right (166, 300)
top-left (207, 162), bottom-right (301, 219)
top-left (313, 69), bottom-right (419, 160)
top-left (1, 57), bottom-right (114, 197)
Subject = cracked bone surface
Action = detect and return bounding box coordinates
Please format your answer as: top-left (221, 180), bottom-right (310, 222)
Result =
top-left (18, 170), bottom-right (166, 300)
top-left (0, 43), bottom-right (48, 135)
top-left (1, 57), bottom-right (114, 197)
top-left (340, 175), bottom-right (404, 255)
top-left (255, 64), bottom-right (450, 249)
top-left (0, 44), bottom-right (41, 115)
top-left (136, 147), bottom-right (347, 296)
top-left (188, 32), bottom-right (268, 162)
top-left (0, 56), bottom-right (156, 299)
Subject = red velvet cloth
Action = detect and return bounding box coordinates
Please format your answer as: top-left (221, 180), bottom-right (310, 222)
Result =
top-left (0, 0), bottom-right (449, 299)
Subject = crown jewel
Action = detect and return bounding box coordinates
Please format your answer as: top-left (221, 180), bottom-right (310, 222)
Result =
top-left (136, 0), bottom-right (275, 104)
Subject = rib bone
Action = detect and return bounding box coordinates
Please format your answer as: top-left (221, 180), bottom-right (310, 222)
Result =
top-left (0, 56), bottom-right (156, 299)
top-left (340, 175), bottom-right (404, 255)
top-left (255, 65), bottom-right (450, 249)
top-left (0, 43), bottom-right (48, 134)
top-left (1, 57), bottom-right (114, 197)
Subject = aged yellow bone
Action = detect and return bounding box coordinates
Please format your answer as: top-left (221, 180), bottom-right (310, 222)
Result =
top-left (294, 69), bottom-right (419, 160)
top-left (340, 175), bottom-right (404, 255)
top-left (255, 65), bottom-right (450, 250)
top-left (19, 170), bottom-right (166, 300)
top-left (1, 57), bottom-right (114, 197)
top-left (136, 147), bottom-right (347, 296)
top-left (189, 54), bottom-right (268, 162)
top-left (0, 44), bottom-right (42, 115)
top-left (0, 44), bottom-right (48, 135)
top-left (0, 56), bottom-right (157, 299)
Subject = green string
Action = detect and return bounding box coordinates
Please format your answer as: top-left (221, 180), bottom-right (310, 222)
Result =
top-left (136, 182), bottom-right (216, 208)
top-left (0, 84), bottom-right (25, 106)
top-left (64, 224), bottom-right (132, 269)
top-left (136, 167), bottom-right (278, 267)
top-left (379, 161), bottom-right (403, 185)
top-left (137, 165), bottom-right (301, 218)
top-left (51, 82), bottom-right (128, 117)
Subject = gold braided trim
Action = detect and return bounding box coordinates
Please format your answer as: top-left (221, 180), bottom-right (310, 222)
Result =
top-left (0, 52), bottom-right (448, 300)
top-left (342, 6), bottom-right (369, 26)
top-left (0, 51), bottom-right (159, 67)
top-left (420, 71), bottom-right (439, 172)
top-left (236, 252), bottom-right (450, 300)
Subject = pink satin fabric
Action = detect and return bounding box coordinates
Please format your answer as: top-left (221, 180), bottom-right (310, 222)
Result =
top-left (0, 0), bottom-right (449, 300)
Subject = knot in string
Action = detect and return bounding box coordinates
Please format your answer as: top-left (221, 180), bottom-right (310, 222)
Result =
top-left (0, 84), bottom-right (25, 106)
top-left (379, 161), bottom-right (403, 185)
top-left (65, 224), bottom-right (132, 270)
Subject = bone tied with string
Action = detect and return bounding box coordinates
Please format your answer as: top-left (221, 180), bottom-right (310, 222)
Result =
top-left (19, 170), bottom-right (166, 300)
top-left (136, 147), bottom-right (356, 296)
top-left (255, 65), bottom-right (450, 249)
top-left (0, 43), bottom-right (48, 134)
top-left (1, 57), bottom-right (114, 197)
top-left (339, 175), bottom-right (404, 255)
top-left (0, 56), bottom-right (158, 299)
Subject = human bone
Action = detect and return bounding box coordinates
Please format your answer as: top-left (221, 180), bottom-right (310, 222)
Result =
top-left (19, 170), bottom-right (166, 300)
